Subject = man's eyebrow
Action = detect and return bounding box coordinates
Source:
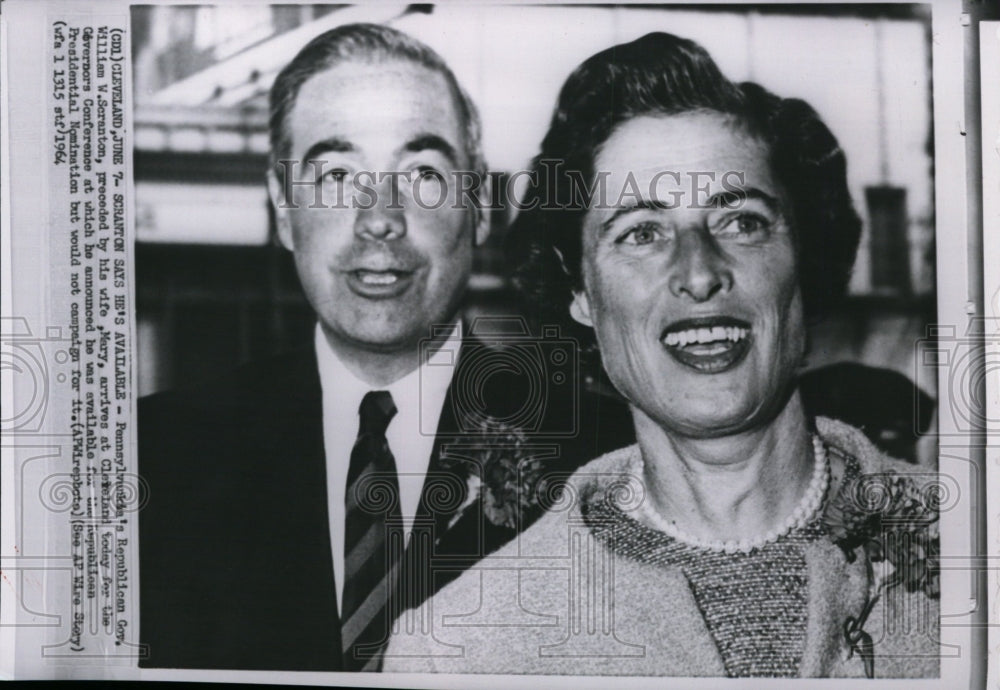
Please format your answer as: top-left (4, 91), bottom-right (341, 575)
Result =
top-left (706, 187), bottom-right (782, 213)
top-left (403, 134), bottom-right (459, 165)
top-left (302, 137), bottom-right (355, 164)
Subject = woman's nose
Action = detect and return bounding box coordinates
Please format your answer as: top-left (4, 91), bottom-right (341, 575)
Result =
top-left (667, 230), bottom-right (734, 301)
top-left (354, 179), bottom-right (406, 241)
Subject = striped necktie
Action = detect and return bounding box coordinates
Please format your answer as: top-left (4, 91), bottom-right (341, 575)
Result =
top-left (341, 390), bottom-right (403, 671)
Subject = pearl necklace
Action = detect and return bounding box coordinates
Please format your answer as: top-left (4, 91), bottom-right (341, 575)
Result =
top-left (634, 435), bottom-right (829, 555)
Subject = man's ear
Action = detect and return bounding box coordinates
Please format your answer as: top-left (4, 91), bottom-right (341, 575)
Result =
top-left (267, 168), bottom-right (294, 251)
top-left (473, 173), bottom-right (492, 247)
top-left (569, 290), bottom-right (593, 327)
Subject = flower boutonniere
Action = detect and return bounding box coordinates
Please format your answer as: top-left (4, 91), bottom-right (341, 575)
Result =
top-left (823, 468), bottom-right (940, 678)
top-left (439, 418), bottom-right (546, 531)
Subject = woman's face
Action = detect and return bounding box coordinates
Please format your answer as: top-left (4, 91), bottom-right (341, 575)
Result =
top-left (571, 111), bottom-right (805, 439)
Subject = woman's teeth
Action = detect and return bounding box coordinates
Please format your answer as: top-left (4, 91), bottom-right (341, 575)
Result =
top-left (663, 326), bottom-right (749, 348)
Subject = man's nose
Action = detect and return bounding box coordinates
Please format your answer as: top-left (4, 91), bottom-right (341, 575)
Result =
top-left (354, 178), bottom-right (406, 241)
top-left (667, 229), bottom-right (734, 301)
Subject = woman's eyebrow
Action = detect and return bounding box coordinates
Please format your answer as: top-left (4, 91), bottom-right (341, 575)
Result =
top-left (706, 187), bottom-right (782, 213)
top-left (600, 199), bottom-right (670, 234)
top-left (597, 186), bottom-right (784, 235)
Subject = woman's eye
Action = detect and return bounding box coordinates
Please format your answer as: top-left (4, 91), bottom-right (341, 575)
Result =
top-left (619, 223), bottom-right (660, 246)
top-left (414, 166), bottom-right (445, 182)
top-left (719, 213), bottom-right (770, 236)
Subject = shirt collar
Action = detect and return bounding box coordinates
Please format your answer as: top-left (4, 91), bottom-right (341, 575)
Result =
top-left (314, 322), bottom-right (462, 410)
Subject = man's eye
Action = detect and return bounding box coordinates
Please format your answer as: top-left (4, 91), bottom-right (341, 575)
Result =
top-left (618, 223), bottom-right (660, 246)
top-left (321, 168), bottom-right (349, 184)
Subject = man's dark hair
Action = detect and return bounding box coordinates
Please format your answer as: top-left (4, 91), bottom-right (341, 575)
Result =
top-left (508, 32), bottom-right (862, 358)
top-left (268, 22), bottom-right (485, 181)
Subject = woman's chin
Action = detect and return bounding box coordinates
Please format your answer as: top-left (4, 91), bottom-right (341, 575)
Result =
top-left (637, 403), bottom-right (752, 439)
top-left (673, 413), bottom-right (761, 439)
top-left (635, 390), bottom-right (792, 441)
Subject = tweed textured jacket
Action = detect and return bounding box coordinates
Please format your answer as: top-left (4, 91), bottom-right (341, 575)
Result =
top-left (383, 417), bottom-right (940, 677)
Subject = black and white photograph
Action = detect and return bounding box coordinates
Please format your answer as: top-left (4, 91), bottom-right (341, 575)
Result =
top-left (0, 0), bottom-right (996, 686)
top-left (132, 2), bottom-right (941, 677)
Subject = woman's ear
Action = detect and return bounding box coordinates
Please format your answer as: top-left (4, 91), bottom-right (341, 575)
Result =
top-left (569, 291), bottom-right (593, 327)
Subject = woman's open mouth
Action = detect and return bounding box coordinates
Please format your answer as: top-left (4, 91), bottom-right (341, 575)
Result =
top-left (660, 316), bottom-right (752, 373)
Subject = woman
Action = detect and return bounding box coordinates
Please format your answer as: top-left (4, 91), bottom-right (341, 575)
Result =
top-left (384, 32), bottom-right (939, 678)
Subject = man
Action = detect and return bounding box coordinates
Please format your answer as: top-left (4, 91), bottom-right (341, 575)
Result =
top-left (137, 23), bottom-right (631, 672)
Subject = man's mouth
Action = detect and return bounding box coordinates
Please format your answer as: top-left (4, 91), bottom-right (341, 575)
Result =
top-left (356, 269), bottom-right (402, 285)
top-left (346, 268), bottom-right (414, 297)
top-left (660, 316), bottom-right (752, 373)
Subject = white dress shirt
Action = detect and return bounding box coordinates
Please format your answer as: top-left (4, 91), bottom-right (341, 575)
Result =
top-left (315, 323), bottom-right (460, 612)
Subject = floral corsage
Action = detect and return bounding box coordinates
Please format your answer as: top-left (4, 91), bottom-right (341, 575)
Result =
top-left (439, 418), bottom-right (546, 531)
top-left (823, 468), bottom-right (940, 678)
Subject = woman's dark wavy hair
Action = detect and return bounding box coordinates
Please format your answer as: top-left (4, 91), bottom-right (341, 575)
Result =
top-left (507, 32), bottom-right (862, 359)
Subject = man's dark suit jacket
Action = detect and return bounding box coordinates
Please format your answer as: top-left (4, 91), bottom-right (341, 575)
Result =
top-left (137, 338), bottom-right (633, 670)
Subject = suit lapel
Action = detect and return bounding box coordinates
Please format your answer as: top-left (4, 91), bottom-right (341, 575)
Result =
top-left (401, 338), bottom-right (473, 608)
top-left (420, 367), bottom-right (468, 542)
top-left (400, 336), bottom-right (522, 606)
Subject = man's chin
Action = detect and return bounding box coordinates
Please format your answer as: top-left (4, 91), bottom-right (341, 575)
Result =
top-left (320, 317), bottom-right (439, 354)
top-left (328, 329), bottom-right (418, 353)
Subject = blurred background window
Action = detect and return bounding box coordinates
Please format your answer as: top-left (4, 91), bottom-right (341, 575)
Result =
top-left (131, 3), bottom-right (936, 456)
